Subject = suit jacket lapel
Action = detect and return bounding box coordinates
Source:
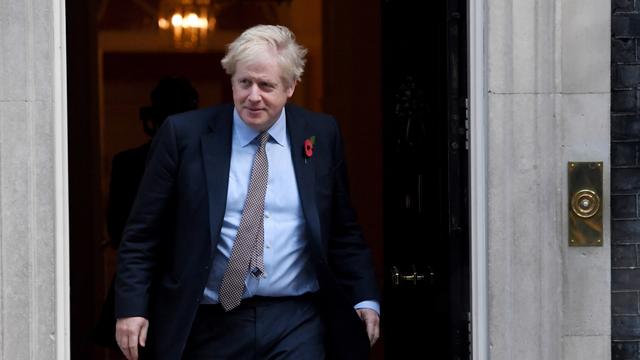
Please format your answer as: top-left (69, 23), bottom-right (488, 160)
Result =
top-left (286, 106), bottom-right (323, 258)
top-left (201, 107), bottom-right (233, 248)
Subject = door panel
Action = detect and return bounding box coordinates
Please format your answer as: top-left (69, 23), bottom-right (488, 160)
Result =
top-left (382, 0), bottom-right (469, 358)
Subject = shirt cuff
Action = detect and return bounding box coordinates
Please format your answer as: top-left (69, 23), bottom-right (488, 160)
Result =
top-left (354, 300), bottom-right (380, 316)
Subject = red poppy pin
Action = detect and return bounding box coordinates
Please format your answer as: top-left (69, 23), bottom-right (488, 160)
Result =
top-left (304, 136), bottom-right (316, 162)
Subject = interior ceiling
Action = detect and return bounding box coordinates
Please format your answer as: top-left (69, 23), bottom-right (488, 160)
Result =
top-left (98, 0), bottom-right (290, 31)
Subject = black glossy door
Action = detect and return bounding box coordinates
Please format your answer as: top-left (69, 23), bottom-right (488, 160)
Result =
top-left (382, 0), bottom-right (470, 359)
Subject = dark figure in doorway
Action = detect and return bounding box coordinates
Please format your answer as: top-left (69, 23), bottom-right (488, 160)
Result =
top-left (92, 76), bottom-right (199, 350)
top-left (107, 77), bottom-right (200, 249)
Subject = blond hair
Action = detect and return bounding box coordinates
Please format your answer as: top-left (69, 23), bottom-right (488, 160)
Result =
top-left (221, 25), bottom-right (307, 86)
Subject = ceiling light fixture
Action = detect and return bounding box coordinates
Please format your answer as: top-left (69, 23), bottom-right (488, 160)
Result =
top-left (158, 0), bottom-right (217, 50)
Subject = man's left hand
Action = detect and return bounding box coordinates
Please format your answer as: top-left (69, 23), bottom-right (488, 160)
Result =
top-left (356, 308), bottom-right (380, 347)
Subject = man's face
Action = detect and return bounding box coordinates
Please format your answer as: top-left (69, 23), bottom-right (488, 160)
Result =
top-left (232, 54), bottom-right (295, 132)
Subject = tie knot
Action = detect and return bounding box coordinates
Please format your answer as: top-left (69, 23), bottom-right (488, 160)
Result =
top-left (258, 132), bottom-right (270, 147)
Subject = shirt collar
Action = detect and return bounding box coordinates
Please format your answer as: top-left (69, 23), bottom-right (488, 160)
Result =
top-left (233, 108), bottom-right (287, 147)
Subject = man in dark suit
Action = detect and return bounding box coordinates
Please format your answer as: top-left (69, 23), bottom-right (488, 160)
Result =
top-left (115, 25), bottom-right (380, 360)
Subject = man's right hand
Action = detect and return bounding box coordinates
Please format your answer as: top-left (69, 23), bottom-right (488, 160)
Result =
top-left (116, 316), bottom-right (149, 360)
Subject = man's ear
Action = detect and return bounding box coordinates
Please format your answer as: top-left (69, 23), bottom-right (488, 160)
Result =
top-left (286, 81), bottom-right (297, 98)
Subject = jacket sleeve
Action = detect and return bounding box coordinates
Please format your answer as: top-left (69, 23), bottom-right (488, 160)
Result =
top-left (115, 118), bottom-right (179, 318)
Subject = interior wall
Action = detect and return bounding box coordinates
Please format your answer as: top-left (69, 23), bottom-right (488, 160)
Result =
top-left (322, 1), bottom-right (384, 358)
top-left (323, 0), bottom-right (383, 284)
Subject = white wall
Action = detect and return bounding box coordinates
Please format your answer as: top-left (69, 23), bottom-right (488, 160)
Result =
top-left (0, 0), bottom-right (66, 358)
top-left (486, 0), bottom-right (611, 359)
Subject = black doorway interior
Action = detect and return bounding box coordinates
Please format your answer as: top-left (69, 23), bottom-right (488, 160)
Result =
top-left (382, 0), bottom-right (470, 358)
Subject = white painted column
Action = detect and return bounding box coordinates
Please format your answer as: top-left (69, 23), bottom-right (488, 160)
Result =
top-left (469, 0), bottom-right (489, 358)
top-left (559, 0), bottom-right (611, 357)
top-left (0, 0), bottom-right (68, 358)
top-left (485, 0), bottom-right (611, 359)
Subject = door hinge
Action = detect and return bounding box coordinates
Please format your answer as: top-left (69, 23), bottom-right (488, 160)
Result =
top-left (468, 311), bottom-right (472, 355)
top-left (464, 98), bottom-right (470, 150)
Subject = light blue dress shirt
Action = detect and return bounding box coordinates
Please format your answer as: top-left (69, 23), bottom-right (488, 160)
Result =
top-left (202, 108), bottom-right (379, 315)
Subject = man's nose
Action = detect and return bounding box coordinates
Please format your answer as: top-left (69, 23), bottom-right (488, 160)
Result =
top-left (248, 85), bottom-right (261, 102)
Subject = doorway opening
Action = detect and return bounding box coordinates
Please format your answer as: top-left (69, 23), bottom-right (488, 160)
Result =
top-left (65, 0), bottom-right (469, 359)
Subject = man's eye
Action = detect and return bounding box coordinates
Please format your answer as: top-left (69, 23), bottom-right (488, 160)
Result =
top-left (260, 82), bottom-right (275, 90)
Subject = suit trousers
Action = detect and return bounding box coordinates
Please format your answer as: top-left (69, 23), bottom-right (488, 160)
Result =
top-left (182, 294), bottom-right (325, 360)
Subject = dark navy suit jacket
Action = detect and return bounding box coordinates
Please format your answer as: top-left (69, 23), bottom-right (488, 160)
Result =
top-left (115, 103), bottom-right (380, 359)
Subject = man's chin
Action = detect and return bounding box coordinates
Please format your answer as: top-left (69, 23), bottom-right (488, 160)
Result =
top-left (241, 116), bottom-right (272, 132)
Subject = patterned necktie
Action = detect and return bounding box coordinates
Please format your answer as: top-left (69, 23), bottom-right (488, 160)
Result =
top-left (219, 131), bottom-right (270, 311)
